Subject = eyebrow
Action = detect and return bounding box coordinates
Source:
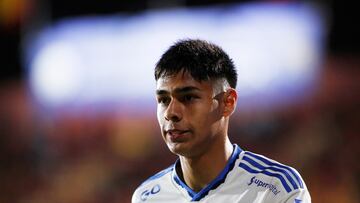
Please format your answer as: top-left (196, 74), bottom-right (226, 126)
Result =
top-left (156, 86), bottom-right (201, 96)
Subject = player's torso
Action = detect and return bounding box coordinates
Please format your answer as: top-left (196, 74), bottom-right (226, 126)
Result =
top-left (133, 145), bottom-right (308, 203)
top-left (138, 177), bottom-right (282, 203)
top-left (136, 163), bottom-right (284, 203)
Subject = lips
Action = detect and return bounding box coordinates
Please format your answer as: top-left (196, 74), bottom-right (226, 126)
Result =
top-left (166, 129), bottom-right (190, 142)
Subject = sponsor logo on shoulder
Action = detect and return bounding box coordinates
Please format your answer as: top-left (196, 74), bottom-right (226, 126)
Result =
top-left (140, 184), bottom-right (161, 201)
top-left (248, 176), bottom-right (281, 195)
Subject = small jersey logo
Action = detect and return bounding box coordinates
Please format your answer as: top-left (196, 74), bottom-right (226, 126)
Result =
top-left (294, 199), bottom-right (302, 203)
top-left (248, 176), bottom-right (281, 195)
top-left (140, 184), bottom-right (161, 201)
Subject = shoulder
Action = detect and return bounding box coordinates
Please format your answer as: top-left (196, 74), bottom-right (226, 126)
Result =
top-left (237, 150), bottom-right (311, 201)
top-left (132, 165), bottom-right (174, 203)
top-left (140, 165), bottom-right (174, 187)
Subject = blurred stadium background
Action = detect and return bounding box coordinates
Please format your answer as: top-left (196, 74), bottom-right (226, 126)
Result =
top-left (1, 0), bottom-right (359, 202)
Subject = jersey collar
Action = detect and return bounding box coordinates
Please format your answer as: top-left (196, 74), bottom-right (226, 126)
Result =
top-left (172, 144), bottom-right (242, 201)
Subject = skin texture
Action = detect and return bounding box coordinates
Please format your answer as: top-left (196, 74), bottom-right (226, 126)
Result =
top-left (156, 71), bottom-right (237, 192)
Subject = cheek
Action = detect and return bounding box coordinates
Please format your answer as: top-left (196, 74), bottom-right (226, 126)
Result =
top-left (194, 103), bottom-right (221, 130)
top-left (191, 107), bottom-right (212, 127)
top-left (157, 108), bottom-right (164, 125)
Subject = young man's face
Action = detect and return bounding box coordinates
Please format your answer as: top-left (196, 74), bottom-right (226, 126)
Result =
top-left (156, 71), bottom-right (227, 158)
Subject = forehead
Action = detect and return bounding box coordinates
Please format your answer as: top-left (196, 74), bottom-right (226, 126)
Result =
top-left (156, 72), bottom-right (212, 92)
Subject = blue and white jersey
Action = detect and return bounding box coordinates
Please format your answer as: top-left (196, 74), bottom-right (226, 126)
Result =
top-left (132, 144), bottom-right (311, 203)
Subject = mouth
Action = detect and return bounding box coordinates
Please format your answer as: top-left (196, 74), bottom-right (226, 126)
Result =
top-left (166, 129), bottom-right (190, 142)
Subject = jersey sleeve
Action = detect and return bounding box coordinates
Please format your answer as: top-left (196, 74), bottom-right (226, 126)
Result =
top-left (131, 188), bottom-right (141, 203)
top-left (282, 188), bottom-right (311, 203)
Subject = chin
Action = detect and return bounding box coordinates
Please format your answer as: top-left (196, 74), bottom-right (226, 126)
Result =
top-left (167, 142), bottom-right (192, 157)
top-left (167, 142), bottom-right (203, 158)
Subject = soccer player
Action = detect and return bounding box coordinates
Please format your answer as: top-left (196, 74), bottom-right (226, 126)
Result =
top-left (132, 39), bottom-right (311, 202)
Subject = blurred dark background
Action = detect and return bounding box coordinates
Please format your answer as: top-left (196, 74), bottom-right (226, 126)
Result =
top-left (2, 0), bottom-right (360, 81)
top-left (1, 0), bottom-right (359, 203)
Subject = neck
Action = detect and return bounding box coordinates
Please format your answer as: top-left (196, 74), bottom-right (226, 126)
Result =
top-left (178, 137), bottom-right (233, 192)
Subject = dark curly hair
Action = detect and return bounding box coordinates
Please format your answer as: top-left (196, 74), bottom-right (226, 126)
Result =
top-left (155, 39), bottom-right (237, 88)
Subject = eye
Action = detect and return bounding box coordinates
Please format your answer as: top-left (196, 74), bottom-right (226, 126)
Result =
top-left (182, 94), bottom-right (198, 103)
top-left (157, 97), bottom-right (170, 105)
top-left (184, 95), bottom-right (194, 101)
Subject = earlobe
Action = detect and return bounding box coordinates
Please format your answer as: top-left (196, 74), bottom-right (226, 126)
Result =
top-left (223, 89), bottom-right (237, 117)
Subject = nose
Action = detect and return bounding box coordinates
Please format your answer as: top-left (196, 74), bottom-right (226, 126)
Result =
top-left (164, 99), bottom-right (182, 122)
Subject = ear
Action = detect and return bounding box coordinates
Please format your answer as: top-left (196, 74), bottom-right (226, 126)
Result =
top-left (223, 88), bottom-right (237, 117)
